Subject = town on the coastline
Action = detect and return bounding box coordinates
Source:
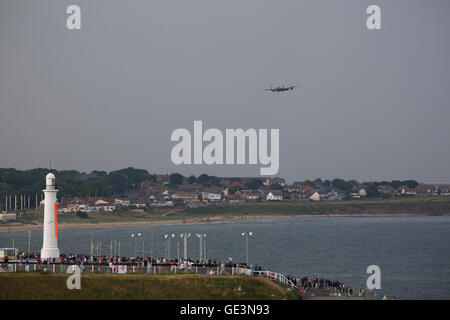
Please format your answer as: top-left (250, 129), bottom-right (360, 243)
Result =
top-left (1, 167), bottom-right (449, 222)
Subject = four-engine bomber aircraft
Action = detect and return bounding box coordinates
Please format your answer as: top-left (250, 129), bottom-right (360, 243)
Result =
top-left (265, 85), bottom-right (298, 92)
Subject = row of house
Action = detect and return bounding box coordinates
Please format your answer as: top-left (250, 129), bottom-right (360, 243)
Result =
top-left (377, 185), bottom-right (450, 197)
top-left (57, 179), bottom-right (450, 212)
top-left (57, 197), bottom-right (147, 213)
top-left (146, 182), bottom-right (450, 206)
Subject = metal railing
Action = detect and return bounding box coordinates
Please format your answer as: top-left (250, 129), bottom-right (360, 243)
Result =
top-left (253, 270), bottom-right (298, 289)
top-left (0, 262), bottom-right (253, 277)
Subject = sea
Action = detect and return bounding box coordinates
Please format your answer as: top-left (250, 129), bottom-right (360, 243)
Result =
top-left (1, 215), bottom-right (449, 300)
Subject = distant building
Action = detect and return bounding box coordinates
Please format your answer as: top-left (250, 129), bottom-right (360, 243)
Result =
top-left (319, 191), bottom-right (329, 201)
top-left (156, 174), bottom-right (170, 184)
top-left (66, 203), bottom-right (80, 212)
top-left (439, 186), bottom-right (450, 196)
top-left (415, 186), bottom-right (433, 197)
top-left (114, 199), bottom-right (128, 206)
top-left (266, 190), bottom-right (283, 201)
top-left (350, 187), bottom-right (367, 199)
top-left (290, 192), bottom-right (308, 202)
top-left (327, 191), bottom-right (345, 201)
top-left (264, 177), bottom-right (286, 186)
top-left (273, 177), bottom-right (286, 186)
top-left (376, 185), bottom-right (396, 196)
top-left (88, 204), bottom-right (115, 212)
top-left (172, 191), bottom-right (199, 201)
top-left (225, 194), bottom-right (242, 203)
top-left (201, 192), bottom-right (222, 202)
top-left (0, 213), bottom-right (17, 222)
top-left (149, 200), bottom-right (174, 207)
top-left (309, 192), bottom-right (320, 201)
top-left (242, 193), bottom-right (260, 201)
top-left (398, 186), bottom-right (416, 196)
top-left (229, 181), bottom-right (246, 189)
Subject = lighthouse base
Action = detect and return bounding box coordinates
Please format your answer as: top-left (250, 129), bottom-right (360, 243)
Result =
top-left (41, 247), bottom-right (60, 260)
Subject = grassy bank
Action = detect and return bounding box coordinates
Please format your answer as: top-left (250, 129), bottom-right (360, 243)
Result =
top-left (174, 196), bottom-right (450, 218)
top-left (0, 273), bottom-right (299, 300)
top-left (6, 209), bottom-right (182, 227)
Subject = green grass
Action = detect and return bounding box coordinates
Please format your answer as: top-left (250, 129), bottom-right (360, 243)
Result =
top-left (0, 273), bottom-right (299, 300)
top-left (178, 197), bottom-right (450, 217)
top-left (8, 210), bottom-right (159, 226)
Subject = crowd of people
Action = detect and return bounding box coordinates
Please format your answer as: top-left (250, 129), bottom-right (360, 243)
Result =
top-left (58, 253), bottom-right (256, 269)
top-left (284, 275), bottom-right (367, 297)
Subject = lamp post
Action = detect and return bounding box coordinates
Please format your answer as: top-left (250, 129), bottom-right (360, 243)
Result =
top-left (150, 234), bottom-right (154, 258)
top-left (90, 233), bottom-right (93, 258)
top-left (180, 233), bottom-right (191, 260)
top-left (195, 234), bottom-right (206, 262)
top-left (131, 233), bottom-right (142, 257)
top-left (27, 230), bottom-right (31, 257)
top-left (241, 232), bottom-right (253, 266)
top-left (203, 234), bottom-right (207, 261)
top-left (164, 234), bottom-right (175, 259)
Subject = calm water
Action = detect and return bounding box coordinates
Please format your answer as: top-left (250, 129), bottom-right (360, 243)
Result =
top-left (1, 216), bottom-right (449, 299)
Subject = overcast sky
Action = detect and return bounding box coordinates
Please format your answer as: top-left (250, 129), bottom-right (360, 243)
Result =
top-left (1, 0), bottom-right (449, 183)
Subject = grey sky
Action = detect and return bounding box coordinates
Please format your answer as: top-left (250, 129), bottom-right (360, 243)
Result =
top-left (1, 0), bottom-right (449, 183)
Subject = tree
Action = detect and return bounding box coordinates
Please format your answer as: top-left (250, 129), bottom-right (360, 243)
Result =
top-left (197, 174), bottom-right (210, 184)
top-left (402, 180), bottom-right (418, 189)
top-left (322, 180), bottom-right (331, 187)
top-left (364, 184), bottom-right (380, 197)
top-left (170, 173), bottom-right (184, 186)
top-left (302, 179), bottom-right (316, 188)
top-left (188, 175), bottom-right (197, 184)
top-left (391, 180), bottom-right (403, 189)
top-left (332, 178), bottom-right (349, 191)
top-left (228, 186), bottom-right (243, 195)
top-left (347, 180), bottom-right (360, 188)
top-left (197, 174), bottom-right (220, 186)
top-left (246, 179), bottom-right (262, 190)
top-left (313, 178), bottom-right (323, 186)
top-left (270, 183), bottom-right (284, 190)
top-left (92, 170), bottom-right (107, 177)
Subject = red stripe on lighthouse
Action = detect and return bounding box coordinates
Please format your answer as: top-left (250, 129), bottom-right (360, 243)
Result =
top-left (54, 202), bottom-right (58, 238)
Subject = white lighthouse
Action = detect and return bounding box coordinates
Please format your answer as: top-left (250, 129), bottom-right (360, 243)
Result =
top-left (40, 172), bottom-right (60, 259)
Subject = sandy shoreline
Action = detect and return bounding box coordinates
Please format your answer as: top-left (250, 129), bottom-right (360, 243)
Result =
top-left (0, 213), bottom-right (443, 232)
